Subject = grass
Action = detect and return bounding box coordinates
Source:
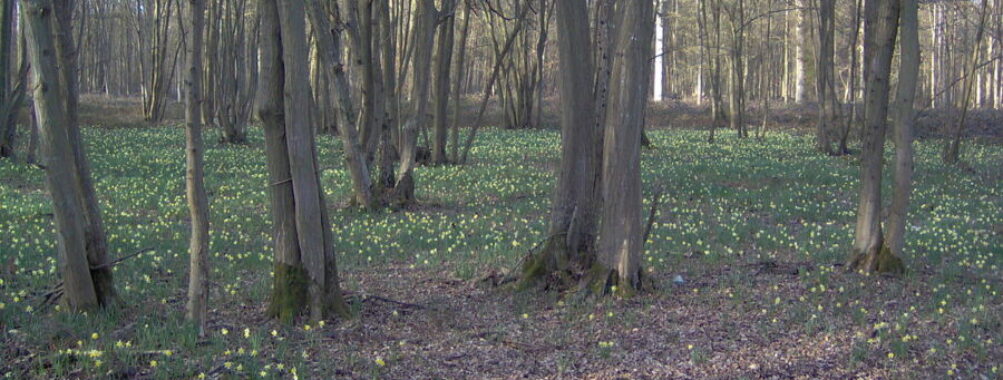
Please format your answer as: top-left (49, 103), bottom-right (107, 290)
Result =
top-left (0, 124), bottom-right (1001, 378)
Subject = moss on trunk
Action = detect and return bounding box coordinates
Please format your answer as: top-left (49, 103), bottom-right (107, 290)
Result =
top-left (267, 263), bottom-right (309, 324)
top-left (849, 245), bottom-right (905, 274)
top-left (519, 234), bottom-right (573, 290)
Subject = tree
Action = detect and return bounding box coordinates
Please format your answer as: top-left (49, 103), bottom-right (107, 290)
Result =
top-left (595, 0), bottom-right (655, 294)
top-left (22, 0), bottom-right (115, 310)
top-left (848, 0), bottom-right (904, 274)
top-left (521, 0), bottom-right (600, 290)
top-left (184, 0), bottom-right (211, 335)
top-left (943, 0), bottom-right (990, 164)
top-left (257, 0), bottom-right (350, 322)
top-left (886, 0), bottom-right (919, 261)
top-left (306, 0), bottom-right (376, 208)
top-left (814, 0), bottom-right (840, 154)
top-left (431, 0), bottom-right (455, 165)
top-left (0, 0), bottom-right (27, 159)
top-left (394, 0), bottom-right (436, 205)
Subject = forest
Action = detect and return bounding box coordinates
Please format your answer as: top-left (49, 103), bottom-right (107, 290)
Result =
top-left (0, 0), bottom-right (1001, 378)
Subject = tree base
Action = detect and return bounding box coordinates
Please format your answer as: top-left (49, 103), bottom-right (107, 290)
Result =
top-left (848, 246), bottom-right (905, 274)
top-left (267, 263), bottom-right (309, 324)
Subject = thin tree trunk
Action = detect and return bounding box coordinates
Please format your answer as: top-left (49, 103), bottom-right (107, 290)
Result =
top-left (849, 0), bottom-right (903, 274)
top-left (886, 0), bottom-right (919, 259)
top-left (431, 0), bottom-right (455, 165)
top-left (184, 0), bottom-right (211, 336)
top-left (394, 0), bottom-right (436, 205)
top-left (306, 0), bottom-right (376, 208)
top-left (943, 0), bottom-right (990, 164)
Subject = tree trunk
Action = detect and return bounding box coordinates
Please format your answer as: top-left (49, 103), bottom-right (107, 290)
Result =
top-left (258, 0), bottom-right (349, 323)
top-left (53, 0), bottom-right (117, 305)
top-left (885, 0), bottom-right (919, 259)
top-left (814, 0), bottom-right (837, 154)
top-left (594, 0), bottom-right (655, 295)
top-left (431, 0), bottom-right (455, 165)
top-left (394, 0), bottom-right (436, 205)
top-left (0, 0), bottom-right (16, 158)
top-left (22, 0), bottom-right (114, 310)
top-left (848, 0), bottom-right (903, 274)
top-left (943, 0), bottom-right (990, 164)
top-left (184, 0), bottom-right (211, 336)
top-left (306, 0), bottom-right (376, 209)
top-left (521, 0), bottom-right (600, 290)
top-left (794, 0), bottom-right (808, 104)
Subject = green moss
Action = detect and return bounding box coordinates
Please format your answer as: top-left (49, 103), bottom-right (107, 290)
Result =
top-left (849, 246), bottom-right (906, 275)
top-left (267, 263), bottom-right (309, 324)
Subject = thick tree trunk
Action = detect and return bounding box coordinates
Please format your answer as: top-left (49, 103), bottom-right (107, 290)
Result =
top-left (450, 0), bottom-right (470, 163)
top-left (521, 0), bottom-right (600, 290)
top-left (594, 0), bottom-right (654, 295)
top-left (849, 0), bottom-right (903, 274)
top-left (22, 0), bottom-right (112, 310)
top-left (53, 0), bottom-right (117, 305)
top-left (184, 0), bottom-right (211, 335)
top-left (258, 0), bottom-right (349, 323)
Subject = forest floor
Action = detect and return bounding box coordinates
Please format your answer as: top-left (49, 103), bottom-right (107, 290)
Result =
top-left (1, 106), bottom-right (1002, 379)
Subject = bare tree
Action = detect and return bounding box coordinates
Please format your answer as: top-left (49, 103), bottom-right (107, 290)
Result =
top-left (848, 0), bottom-right (904, 274)
top-left (257, 0), bottom-right (350, 322)
top-left (184, 0), bottom-right (211, 335)
top-left (22, 0), bottom-right (115, 310)
top-left (595, 0), bottom-right (655, 294)
top-left (521, 0), bottom-right (600, 290)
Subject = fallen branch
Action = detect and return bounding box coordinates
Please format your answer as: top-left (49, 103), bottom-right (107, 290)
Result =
top-left (37, 248), bottom-right (154, 307)
top-left (344, 291), bottom-right (425, 310)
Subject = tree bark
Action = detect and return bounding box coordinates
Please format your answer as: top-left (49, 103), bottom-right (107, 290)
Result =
top-left (594, 0), bottom-right (654, 294)
top-left (849, 0), bottom-right (903, 274)
top-left (184, 0), bottom-right (211, 335)
top-left (886, 0), bottom-right (919, 259)
top-left (258, 0), bottom-right (349, 323)
top-left (22, 0), bottom-right (113, 310)
top-left (521, 0), bottom-right (600, 290)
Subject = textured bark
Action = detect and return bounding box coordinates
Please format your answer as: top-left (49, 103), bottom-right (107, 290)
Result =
top-left (22, 0), bottom-right (105, 310)
top-left (184, 0), bottom-right (211, 335)
top-left (521, 0), bottom-right (600, 290)
top-left (595, 0), bottom-right (654, 294)
top-left (53, 0), bottom-right (117, 305)
top-left (886, 0), bottom-right (919, 259)
top-left (258, 0), bottom-right (349, 323)
top-left (849, 0), bottom-right (903, 274)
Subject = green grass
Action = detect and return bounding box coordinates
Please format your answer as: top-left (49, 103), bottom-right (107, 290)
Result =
top-left (1, 125), bottom-right (1001, 378)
